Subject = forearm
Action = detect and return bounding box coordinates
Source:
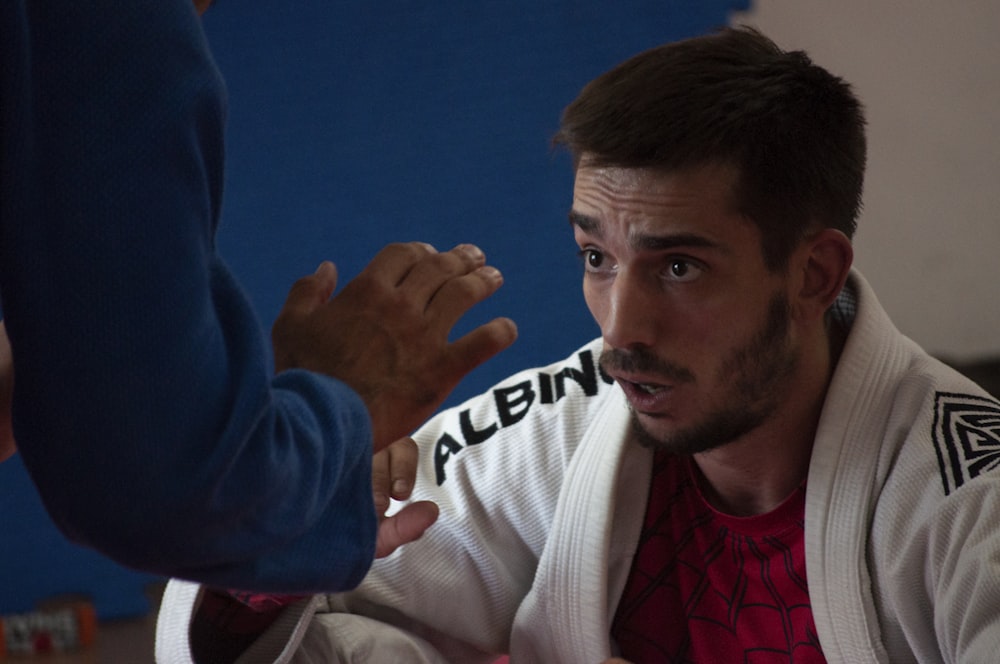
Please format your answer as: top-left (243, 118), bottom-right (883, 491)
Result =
top-left (14, 259), bottom-right (379, 587)
top-left (16, 294), bottom-right (379, 590)
top-left (1, 0), bottom-right (377, 591)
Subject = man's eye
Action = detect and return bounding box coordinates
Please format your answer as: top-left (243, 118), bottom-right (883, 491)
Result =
top-left (666, 259), bottom-right (703, 282)
top-left (579, 249), bottom-right (605, 270)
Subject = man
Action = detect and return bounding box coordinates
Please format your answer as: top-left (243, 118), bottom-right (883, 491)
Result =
top-left (158, 27), bottom-right (1000, 662)
top-left (0, 0), bottom-right (515, 593)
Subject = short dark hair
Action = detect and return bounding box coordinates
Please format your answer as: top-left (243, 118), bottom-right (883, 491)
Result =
top-left (553, 27), bottom-right (867, 271)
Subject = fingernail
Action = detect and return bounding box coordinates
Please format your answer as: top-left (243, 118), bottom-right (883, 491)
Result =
top-left (392, 479), bottom-right (409, 496)
top-left (459, 244), bottom-right (485, 260)
top-left (478, 265), bottom-right (502, 281)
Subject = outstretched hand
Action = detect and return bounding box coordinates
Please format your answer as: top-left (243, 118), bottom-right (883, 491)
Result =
top-left (371, 436), bottom-right (438, 558)
top-left (272, 242), bottom-right (517, 452)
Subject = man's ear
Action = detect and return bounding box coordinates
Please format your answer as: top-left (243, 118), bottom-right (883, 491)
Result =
top-left (794, 228), bottom-right (853, 322)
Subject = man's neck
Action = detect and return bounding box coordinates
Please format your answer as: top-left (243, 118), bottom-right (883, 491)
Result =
top-left (691, 330), bottom-right (838, 517)
top-left (690, 409), bottom-right (820, 516)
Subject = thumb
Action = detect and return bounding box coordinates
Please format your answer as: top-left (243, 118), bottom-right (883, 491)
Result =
top-left (282, 261), bottom-right (339, 315)
top-left (375, 501), bottom-right (439, 558)
top-left (272, 262), bottom-right (339, 373)
top-left (307, 261), bottom-right (339, 303)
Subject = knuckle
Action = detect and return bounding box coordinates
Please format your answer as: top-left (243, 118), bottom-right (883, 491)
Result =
top-left (444, 274), bottom-right (487, 301)
top-left (386, 241), bottom-right (432, 261)
top-left (426, 245), bottom-right (476, 275)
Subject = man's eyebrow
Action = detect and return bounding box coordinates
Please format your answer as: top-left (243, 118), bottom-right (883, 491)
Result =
top-left (632, 233), bottom-right (719, 252)
top-left (568, 210), bottom-right (601, 236)
top-left (569, 210), bottom-right (720, 252)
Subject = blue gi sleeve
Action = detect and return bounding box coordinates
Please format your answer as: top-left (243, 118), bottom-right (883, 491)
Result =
top-left (0, 0), bottom-right (376, 592)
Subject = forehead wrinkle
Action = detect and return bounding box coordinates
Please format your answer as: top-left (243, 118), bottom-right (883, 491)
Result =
top-left (576, 167), bottom-right (690, 215)
top-left (570, 208), bottom-right (721, 256)
top-left (630, 230), bottom-right (720, 253)
top-left (571, 190), bottom-right (723, 255)
top-left (572, 163), bottom-right (745, 260)
top-left (575, 165), bottom-right (721, 223)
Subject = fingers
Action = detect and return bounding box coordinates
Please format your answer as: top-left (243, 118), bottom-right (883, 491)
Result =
top-left (386, 436), bottom-right (419, 500)
top-left (271, 262), bottom-right (339, 373)
top-left (446, 317), bottom-right (518, 378)
top-left (362, 243), bottom-right (492, 307)
top-left (372, 437), bottom-right (419, 516)
top-left (372, 436), bottom-right (438, 558)
top-left (398, 244), bottom-right (487, 302)
top-left (371, 445), bottom-right (391, 516)
top-left (425, 264), bottom-right (506, 331)
top-left (270, 240), bottom-right (515, 452)
top-left (371, 437), bottom-right (433, 559)
top-left (359, 242), bottom-right (440, 289)
top-left (378, 243), bottom-right (516, 361)
top-left (374, 500), bottom-right (439, 559)
top-left (284, 261), bottom-right (339, 312)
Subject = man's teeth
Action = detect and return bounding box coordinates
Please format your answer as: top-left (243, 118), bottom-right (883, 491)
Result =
top-left (637, 383), bottom-right (664, 394)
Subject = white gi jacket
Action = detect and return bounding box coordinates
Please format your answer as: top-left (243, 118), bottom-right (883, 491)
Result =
top-left (157, 271), bottom-right (1000, 663)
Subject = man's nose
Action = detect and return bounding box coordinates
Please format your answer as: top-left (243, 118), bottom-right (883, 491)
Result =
top-left (601, 271), bottom-right (661, 350)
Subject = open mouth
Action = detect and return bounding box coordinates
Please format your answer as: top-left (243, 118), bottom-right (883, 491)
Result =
top-left (621, 379), bottom-right (670, 396)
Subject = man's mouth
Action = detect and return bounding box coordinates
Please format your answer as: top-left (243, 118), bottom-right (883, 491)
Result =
top-left (617, 377), bottom-right (673, 403)
top-left (599, 348), bottom-right (695, 388)
top-left (632, 381), bottom-right (667, 395)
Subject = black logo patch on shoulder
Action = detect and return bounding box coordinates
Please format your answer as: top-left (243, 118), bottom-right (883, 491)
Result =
top-left (933, 392), bottom-right (1000, 495)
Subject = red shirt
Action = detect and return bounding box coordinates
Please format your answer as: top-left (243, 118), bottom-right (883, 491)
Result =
top-left (611, 451), bottom-right (825, 663)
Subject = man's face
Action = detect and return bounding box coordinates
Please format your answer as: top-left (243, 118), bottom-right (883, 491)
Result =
top-left (571, 161), bottom-right (800, 454)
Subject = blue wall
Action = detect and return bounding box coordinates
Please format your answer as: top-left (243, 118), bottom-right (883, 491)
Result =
top-left (205, 0), bottom-right (747, 407)
top-left (0, 1), bottom-right (746, 619)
